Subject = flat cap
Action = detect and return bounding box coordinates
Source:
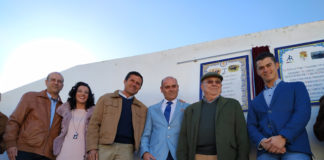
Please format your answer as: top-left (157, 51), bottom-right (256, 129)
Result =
top-left (201, 72), bottom-right (223, 82)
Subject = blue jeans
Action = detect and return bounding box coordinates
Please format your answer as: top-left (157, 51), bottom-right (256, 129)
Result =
top-left (257, 152), bottom-right (311, 160)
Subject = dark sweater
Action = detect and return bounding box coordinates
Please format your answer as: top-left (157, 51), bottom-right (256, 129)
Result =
top-left (114, 96), bottom-right (135, 144)
top-left (196, 98), bottom-right (218, 155)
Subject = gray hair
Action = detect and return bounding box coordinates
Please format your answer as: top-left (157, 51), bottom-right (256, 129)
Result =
top-left (161, 76), bottom-right (178, 87)
top-left (46, 72), bottom-right (64, 82)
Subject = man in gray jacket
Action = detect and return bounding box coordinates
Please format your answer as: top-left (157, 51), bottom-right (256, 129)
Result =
top-left (140, 77), bottom-right (189, 160)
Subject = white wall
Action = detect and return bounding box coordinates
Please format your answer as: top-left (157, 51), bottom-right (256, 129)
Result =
top-left (1, 20), bottom-right (324, 159)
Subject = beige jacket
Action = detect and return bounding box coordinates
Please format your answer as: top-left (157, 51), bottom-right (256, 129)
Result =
top-left (3, 90), bottom-right (62, 160)
top-left (86, 90), bottom-right (147, 152)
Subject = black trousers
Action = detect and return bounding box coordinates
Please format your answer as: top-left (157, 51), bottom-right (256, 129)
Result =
top-left (16, 151), bottom-right (50, 160)
top-left (167, 151), bottom-right (174, 160)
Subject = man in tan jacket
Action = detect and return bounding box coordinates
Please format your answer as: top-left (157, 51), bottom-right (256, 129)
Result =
top-left (4, 72), bottom-right (64, 160)
top-left (87, 71), bottom-right (147, 160)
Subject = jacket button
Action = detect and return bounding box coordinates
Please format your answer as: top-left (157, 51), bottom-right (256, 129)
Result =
top-left (268, 110), bottom-right (272, 113)
top-left (168, 126), bottom-right (171, 129)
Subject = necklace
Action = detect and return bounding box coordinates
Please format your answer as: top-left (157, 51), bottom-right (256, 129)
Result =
top-left (72, 110), bottom-right (86, 140)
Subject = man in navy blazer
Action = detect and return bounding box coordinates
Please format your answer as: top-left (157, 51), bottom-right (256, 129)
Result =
top-left (247, 52), bottom-right (312, 160)
top-left (140, 76), bottom-right (189, 160)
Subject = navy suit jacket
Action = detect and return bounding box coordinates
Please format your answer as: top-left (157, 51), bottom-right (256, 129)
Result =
top-left (247, 81), bottom-right (312, 156)
top-left (140, 99), bottom-right (189, 160)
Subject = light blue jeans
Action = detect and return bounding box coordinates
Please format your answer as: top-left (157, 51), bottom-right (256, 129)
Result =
top-left (257, 152), bottom-right (311, 160)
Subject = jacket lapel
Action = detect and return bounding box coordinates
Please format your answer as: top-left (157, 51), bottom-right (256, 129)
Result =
top-left (154, 100), bottom-right (169, 125)
top-left (255, 90), bottom-right (269, 110)
top-left (192, 101), bottom-right (202, 143)
top-left (169, 99), bottom-right (181, 124)
top-left (215, 96), bottom-right (226, 122)
top-left (269, 82), bottom-right (284, 108)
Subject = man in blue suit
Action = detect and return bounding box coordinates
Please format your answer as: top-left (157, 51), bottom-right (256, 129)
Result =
top-left (140, 76), bottom-right (189, 160)
top-left (247, 52), bottom-right (312, 160)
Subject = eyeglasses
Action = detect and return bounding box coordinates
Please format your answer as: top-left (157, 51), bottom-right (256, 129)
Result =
top-left (49, 78), bottom-right (63, 84)
top-left (205, 80), bottom-right (222, 85)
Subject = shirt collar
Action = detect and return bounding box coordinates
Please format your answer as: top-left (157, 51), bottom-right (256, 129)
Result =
top-left (119, 90), bottom-right (134, 99)
top-left (265, 79), bottom-right (281, 89)
top-left (203, 96), bottom-right (219, 103)
top-left (47, 92), bottom-right (58, 102)
top-left (163, 98), bottom-right (177, 105)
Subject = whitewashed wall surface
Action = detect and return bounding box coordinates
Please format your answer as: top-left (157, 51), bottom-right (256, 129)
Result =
top-left (1, 20), bottom-right (324, 160)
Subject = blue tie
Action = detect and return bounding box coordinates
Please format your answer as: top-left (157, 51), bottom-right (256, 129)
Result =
top-left (164, 101), bottom-right (172, 123)
top-left (49, 98), bottom-right (58, 127)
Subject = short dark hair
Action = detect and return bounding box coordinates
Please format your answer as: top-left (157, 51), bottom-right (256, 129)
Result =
top-left (67, 81), bottom-right (95, 110)
top-left (255, 52), bottom-right (276, 66)
top-left (124, 71), bottom-right (143, 86)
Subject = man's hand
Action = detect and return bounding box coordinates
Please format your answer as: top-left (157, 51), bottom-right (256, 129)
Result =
top-left (268, 135), bottom-right (286, 154)
top-left (268, 145), bottom-right (286, 154)
top-left (260, 138), bottom-right (273, 151)
top-left (7, 147), bottom-right (17, 160)
top-left (143, 152), bottom-right (156, 160)
top-left (87, 149), bottom-right (98, 160)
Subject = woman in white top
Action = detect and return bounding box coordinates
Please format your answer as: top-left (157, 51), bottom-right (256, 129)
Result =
top-left (53, 82), bottom-right (95, 160)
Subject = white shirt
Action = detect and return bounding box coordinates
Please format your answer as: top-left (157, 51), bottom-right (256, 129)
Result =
top-left (161, 98), bottom-right (177, 123)
top-left (119, 90), bottom-right (134, 99)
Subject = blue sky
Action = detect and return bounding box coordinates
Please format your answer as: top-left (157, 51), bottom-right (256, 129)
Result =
top-left (0, 0), bottom-right (323, 92)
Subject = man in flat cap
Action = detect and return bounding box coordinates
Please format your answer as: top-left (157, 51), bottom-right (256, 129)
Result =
top-left (177, 72), bottom-right (249, 160)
